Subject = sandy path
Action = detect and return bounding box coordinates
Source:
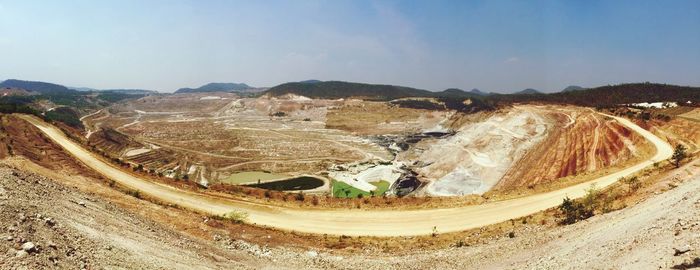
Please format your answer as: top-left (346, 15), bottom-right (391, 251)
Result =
top-left (19, 113), bottom-right (673, 237)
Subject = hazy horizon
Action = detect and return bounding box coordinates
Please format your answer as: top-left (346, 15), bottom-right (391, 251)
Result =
top-left (1, 0), bottom-right (699, 93)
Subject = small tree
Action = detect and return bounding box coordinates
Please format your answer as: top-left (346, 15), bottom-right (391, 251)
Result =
top-left (622, 176), bottom-right (641, 193)
top-left (558, 186), bottom-right (599, 225)
top-left (221, 210), bottom-right (249, 224)
top-left (559, 196), bottom-right (579, 225)
top-left (295, 192), bottom-right (305, 202)
top-left (672, 144), bottom-right (687, 168)
top-left (580, 185), bottom-right (599, 219)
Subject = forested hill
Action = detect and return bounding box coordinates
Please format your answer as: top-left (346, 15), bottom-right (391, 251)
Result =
top-left (265, 81), bottom-right (487, 100)
top-left (0, 79), bottom-right (76, 95)
top-left (491, 83), bottom-right (700, 107)
top-left (175, 82), bottom-right (252, 93)
top-left (265, 81), bottom-right (434, 100)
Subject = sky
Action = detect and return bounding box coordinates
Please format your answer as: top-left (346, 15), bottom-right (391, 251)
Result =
top-left (0, 0), bottom-right (699, 93)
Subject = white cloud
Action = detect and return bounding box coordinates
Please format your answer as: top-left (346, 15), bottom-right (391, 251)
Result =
top-left (505, 57), bottom-right (520, 63)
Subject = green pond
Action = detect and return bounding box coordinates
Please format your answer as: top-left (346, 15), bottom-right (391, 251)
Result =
top-left (245, 176), bottom-right (325, 191)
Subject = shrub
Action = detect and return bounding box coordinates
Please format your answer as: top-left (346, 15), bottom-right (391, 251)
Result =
top-left (295, 192), bottom-right (305, 202)
top-left (672, 144), bottom-right (687, 168)
top-left (599, 190), bottom-right (619, 213)
top-left (558, 196), bottom-right (580, 225)
top-left (622, 176), bottom-right (641, 193)
top-left (126, 189), bottom-right (142, 199)
top-left (559, 185), bottom-right (619, 224)
top-left (220, 210), bottom-right (249, 224)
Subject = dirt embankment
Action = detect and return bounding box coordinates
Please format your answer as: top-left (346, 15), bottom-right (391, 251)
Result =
top-left (497, 108), bottom-right (654, 191)
top-left (0, 164), bottom-right (267, 269)
top-left (645, 117), bottom-right (700, 153)
top-left (326, 101), bottom-right (450, 135)
top-left (0, 115), bottom-right (101, 179)
top-left (87, 128), bottom-right (143, 156)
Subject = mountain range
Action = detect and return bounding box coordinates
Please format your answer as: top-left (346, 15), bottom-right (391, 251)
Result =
top-left (561, 85), bottom-right (586, 92)
top-left (0, 79), bottom-right (76, 95)
top-left (514, 88), bottom-right (543, 95)
top-left (175, 82), bottom-right (254, 94)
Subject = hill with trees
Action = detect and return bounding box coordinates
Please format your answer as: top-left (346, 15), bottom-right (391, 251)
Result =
top-left (266, 81), bottom-right (488, 100)
top-left (0, 79), bottom-right (77, 95)
top-left (562, 85), bottom-right (585, 92)
top-left (492, 83), bottom-right (700, 107)
top-left (513, 88), bottom-right (543, 95)
top-left (265, 81), bottom-right (435, 100)
top-left (175, 82), bottom-right (253, 93)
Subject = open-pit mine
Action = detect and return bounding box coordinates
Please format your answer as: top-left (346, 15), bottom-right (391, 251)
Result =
top-left (2, 81), bottom-right (698, 269)
top-left (81, 93), bottom-right (657, 200)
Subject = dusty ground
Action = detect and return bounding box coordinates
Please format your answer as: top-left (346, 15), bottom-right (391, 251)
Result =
top-left (2, 156), bottom-right (697, 269)
top-left (83, 94), bottom-right (393, 184)
top-left (326, 100), bottom-right (449, 135)
top-left (0, 164), bottom-right (263, 269)
top-left (282, 159), bottom-right (700, 269)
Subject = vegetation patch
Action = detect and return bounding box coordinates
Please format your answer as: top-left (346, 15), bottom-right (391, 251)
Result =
top-left (332, 180), bottom-right (389, 198)
top-left (44, 107), bottom-right (83, 128)
top-left (218, 210), bottom-right (249, 224)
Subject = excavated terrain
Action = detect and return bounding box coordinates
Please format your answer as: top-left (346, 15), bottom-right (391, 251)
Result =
top-left (648, 117), bottom-right (700, 153)
top-left (83, 95), bottom-right (657, 197)
top-left (1, 104), bottom-right (699, 269)
top-left (0, 115), bottom-right (102, 179)
top-left (497, 107), bottom-right (654, 191)
top-left (82, 94), bottom-right (412, 185)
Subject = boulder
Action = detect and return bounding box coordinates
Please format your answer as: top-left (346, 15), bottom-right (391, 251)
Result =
top-left (21, 242), bottom-right (36, 252)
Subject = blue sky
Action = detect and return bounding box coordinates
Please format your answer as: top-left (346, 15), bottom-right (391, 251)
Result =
top-left (0, 0), bottom-right (699, 93)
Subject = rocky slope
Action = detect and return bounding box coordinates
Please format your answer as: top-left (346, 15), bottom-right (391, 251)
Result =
top-left (0, 164), bottom-right (260, 269)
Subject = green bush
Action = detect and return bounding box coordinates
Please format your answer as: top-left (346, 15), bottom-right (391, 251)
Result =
top-left (559, 186), bottom-right (598, 224)
top-left (220, 210), bottom-right (249, 224)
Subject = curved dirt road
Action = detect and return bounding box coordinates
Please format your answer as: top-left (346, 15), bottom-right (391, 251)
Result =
top-left (20, 113), bottom-right (673, 237)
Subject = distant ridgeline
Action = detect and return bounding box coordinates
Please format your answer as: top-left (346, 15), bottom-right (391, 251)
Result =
top-left (264, 81), bottom-right (485, 100)
top-left (175, 82), bottom-right (253, 93)
top-left (490, 83), bottom-right (700, 107)
top-left (266, 81), bottom-right (699, 108)
top-left (0, 79), bottom-right (153, 129)
top-left (1, 78), bottom-right (698, 129)
top-left (0, 79), bottom-right (76, 95)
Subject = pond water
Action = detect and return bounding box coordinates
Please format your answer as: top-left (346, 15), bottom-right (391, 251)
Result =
top-left (245, 176), bottom-right (325, 191)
